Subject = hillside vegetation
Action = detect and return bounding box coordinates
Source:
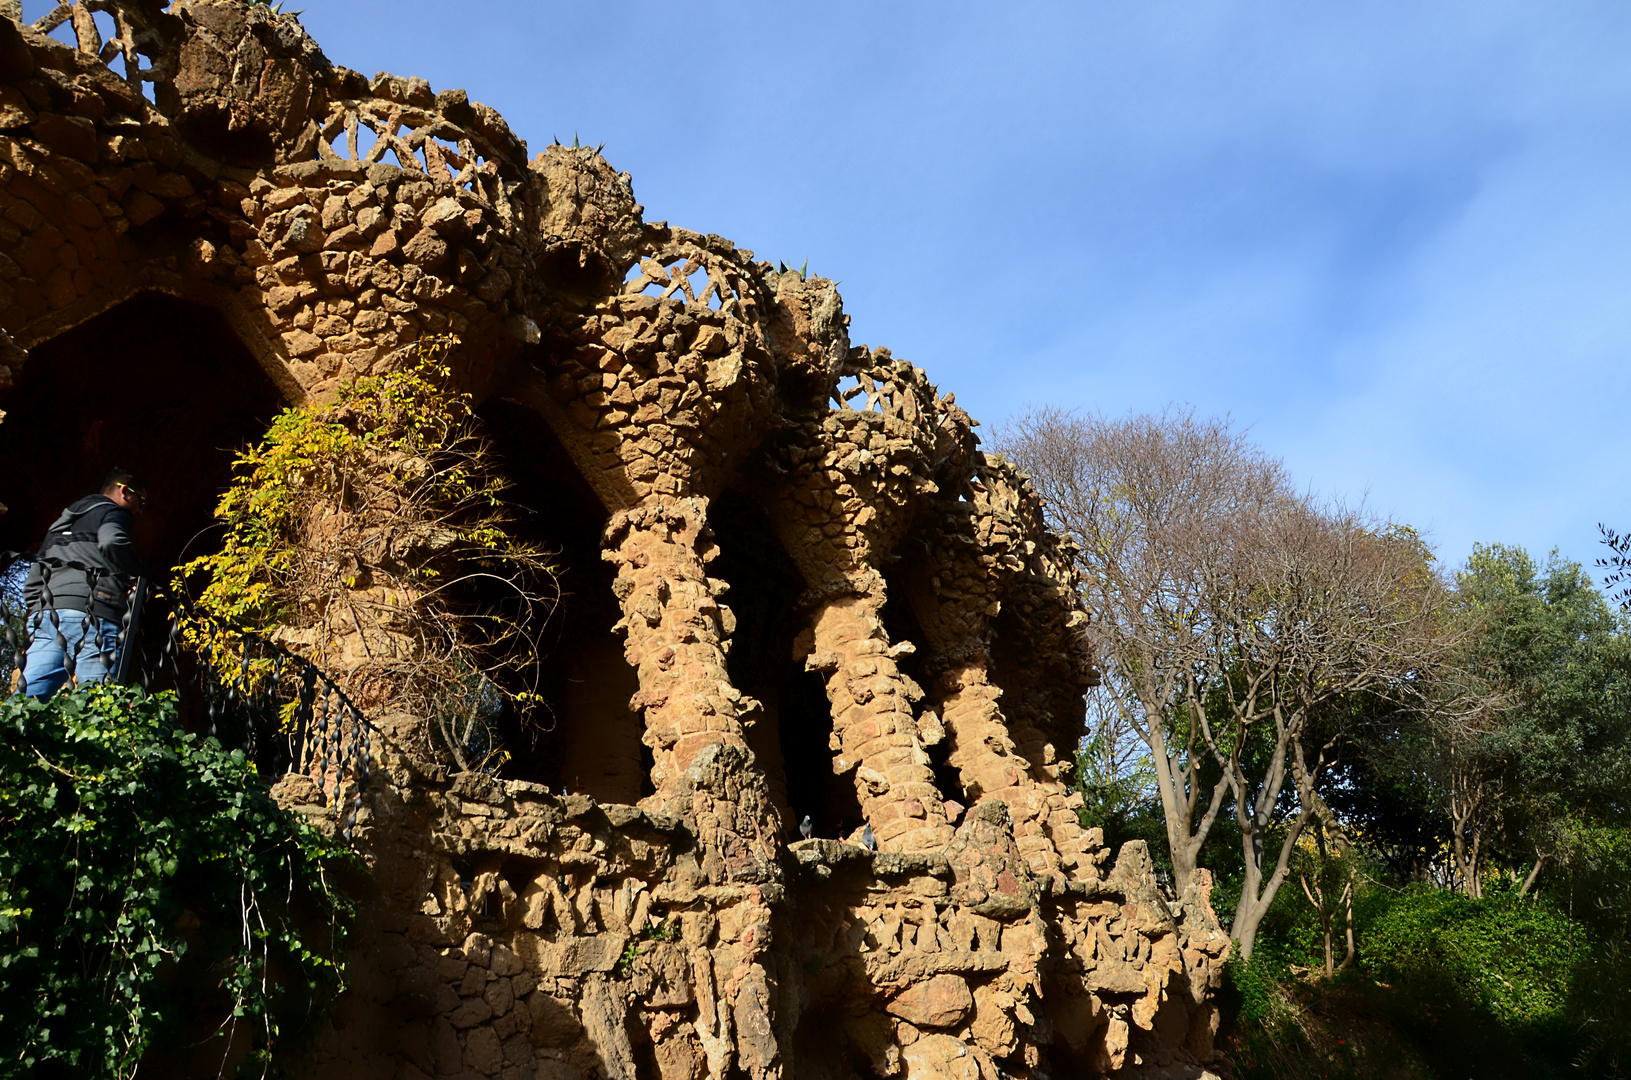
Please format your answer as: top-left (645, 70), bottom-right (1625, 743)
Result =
top-left (1002, 408), bottom-right (1631, 1079)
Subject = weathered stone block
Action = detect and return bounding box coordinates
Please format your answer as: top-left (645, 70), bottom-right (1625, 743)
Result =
top-left (884, 973), bottom-right (973, 1029)
top-left (526, 991), bottom-right (582, 1048)
top-left (463, 1025), bottom-right (502, 1074)
top-left (900, 1034), bottom-right (983, 1080)
top-left (449, 997), bottom-right (494, 1029)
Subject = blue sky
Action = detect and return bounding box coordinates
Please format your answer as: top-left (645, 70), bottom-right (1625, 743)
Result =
top-left (38, 1), bottom-right (1631, 570)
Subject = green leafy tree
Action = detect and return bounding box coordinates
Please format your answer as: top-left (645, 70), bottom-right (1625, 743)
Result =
top-left (1428, 545), bottom-right (1631, 897)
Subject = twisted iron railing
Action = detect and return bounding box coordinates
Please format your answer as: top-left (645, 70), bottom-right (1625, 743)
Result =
top-left (1, 553), bottom-right (375, 839)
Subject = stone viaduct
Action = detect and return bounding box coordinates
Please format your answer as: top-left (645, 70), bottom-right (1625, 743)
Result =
top-left (0, 3), bottom-right (1228, 1077)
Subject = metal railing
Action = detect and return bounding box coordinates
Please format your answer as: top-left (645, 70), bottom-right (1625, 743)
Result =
top-left (1, 553), bottom-right (375, 839)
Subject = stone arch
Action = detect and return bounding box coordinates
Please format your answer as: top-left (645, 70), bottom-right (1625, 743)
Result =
top-left (7, 274), bottom-right (311, 406)
top-left (705, 486), bottom-right (840, 825)
top-left (475, 396), bottom-right (645, 802)
top-left (0, 9), bottom-right (547, 413)
top-left (0, 289), bottom-right (282, 637)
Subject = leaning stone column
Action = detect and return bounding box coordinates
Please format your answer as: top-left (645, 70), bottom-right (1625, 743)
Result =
top-left (603, 498), bottom-right (750, 790)
top-left (993, 530), bottom-right (1106, 879)
top-left (765, 355), bottom-right (958, 852)
top-left (506, 231), bottom-right (783, 864)
top-left (901, 454), bottom-right (1100, 880)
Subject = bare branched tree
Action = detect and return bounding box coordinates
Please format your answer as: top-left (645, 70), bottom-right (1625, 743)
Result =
top-left (1079, 683), bottom-right (1158, 810)
top-left (1000, 407), bottom-right (1450, 958)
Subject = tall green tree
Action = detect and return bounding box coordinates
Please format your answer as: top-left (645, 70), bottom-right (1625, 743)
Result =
top-left (1424, 545), bottom-right (1630, 896)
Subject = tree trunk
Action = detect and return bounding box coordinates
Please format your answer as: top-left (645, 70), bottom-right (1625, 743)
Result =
top-left (1232, 829), bottom-right (1267, 963)
top-left (1301, 873), bottom-right (1336, 977)
top-left (1141, 677), bottom-right (1241, 899)
top-left (1466, 829), bottom-right (1484, 899)
top-left (1338, 878), bottom-right (1355, 971)
top-left (1144, 712), bottom-right (1217, 896)
top-left (1450, 796), bottom-right (1486, 898)
top-left (1231, 801), bottom-right (1312, 963)
top-left (1228, 718), bottom-right (1317, 963)
top-left (1518, 853), bottom-right (1548, 898)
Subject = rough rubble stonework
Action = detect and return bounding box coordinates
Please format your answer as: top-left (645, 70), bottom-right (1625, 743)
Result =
top-left (0, 3), bottom-right (1230, 1076)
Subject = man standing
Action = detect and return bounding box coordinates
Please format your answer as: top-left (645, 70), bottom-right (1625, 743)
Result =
top-left (20, 468), bottom-right (150, 697)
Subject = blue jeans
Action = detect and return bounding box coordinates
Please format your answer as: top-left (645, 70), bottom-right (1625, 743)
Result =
top-left (21, 610), bottom-right (123, 698)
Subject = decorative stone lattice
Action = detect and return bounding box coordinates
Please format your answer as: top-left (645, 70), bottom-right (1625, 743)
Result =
top-left (0, 3), bottom-right (1230, 1078)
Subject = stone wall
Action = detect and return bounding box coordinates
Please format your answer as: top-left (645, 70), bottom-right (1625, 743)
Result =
top-left (292, 730), bottom-right (1229, 1080)
top-left (0, 3), bottom-right (1230, 1077)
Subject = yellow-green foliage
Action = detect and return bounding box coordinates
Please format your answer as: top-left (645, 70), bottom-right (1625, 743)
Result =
top-left (182, 336), bottom-right (512, 625)
top-left (176, 336), bottom-right (556, 748)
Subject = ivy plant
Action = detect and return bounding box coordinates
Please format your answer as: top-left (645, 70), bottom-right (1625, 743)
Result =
top-left (0, 685), bottom-right (356, 1078)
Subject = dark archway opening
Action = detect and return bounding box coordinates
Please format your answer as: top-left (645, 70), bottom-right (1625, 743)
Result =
top-left (0, 292), bottom-right (284, 688)
top-left (708, 488), bottom-right (803, 816)
top-left (0, 292), bottom-right (283, 577)
top-left (709, 489), bottom-right (864, 837)
top-left (778, 661), bottom-right (863, 840)
top-left (477, 399), bottom-right (649, 802)
top-left (174, 105), bottom-right (277, 169)
top-left (879, 567), bottom-right (965, 808)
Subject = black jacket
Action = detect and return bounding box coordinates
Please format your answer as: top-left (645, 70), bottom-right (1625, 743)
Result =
top-left (22, 495), bottom-right (149, 622)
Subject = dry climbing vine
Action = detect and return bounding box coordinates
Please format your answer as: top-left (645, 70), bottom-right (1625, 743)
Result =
top-left (178, 335), bottom-right (558, 768)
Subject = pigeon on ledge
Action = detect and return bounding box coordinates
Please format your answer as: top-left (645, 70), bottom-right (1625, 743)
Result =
top-left (799, 814), bottom-right (813, 839)
top-left (861, 822), bottom-right (877, 851)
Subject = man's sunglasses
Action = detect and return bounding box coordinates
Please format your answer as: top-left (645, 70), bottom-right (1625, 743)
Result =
top-left (118, 484), bottom-right (148, 509)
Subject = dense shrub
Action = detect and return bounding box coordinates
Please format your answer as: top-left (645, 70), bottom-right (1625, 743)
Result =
top-left (0, 686), bottom-right (355, 1078)
top-left (1363, 886), bottom-right (1579, 1029)
top-left (1221, 880), bottom-right (1597, 1080)
top-left (179, 335), bottom-right (556, 769)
